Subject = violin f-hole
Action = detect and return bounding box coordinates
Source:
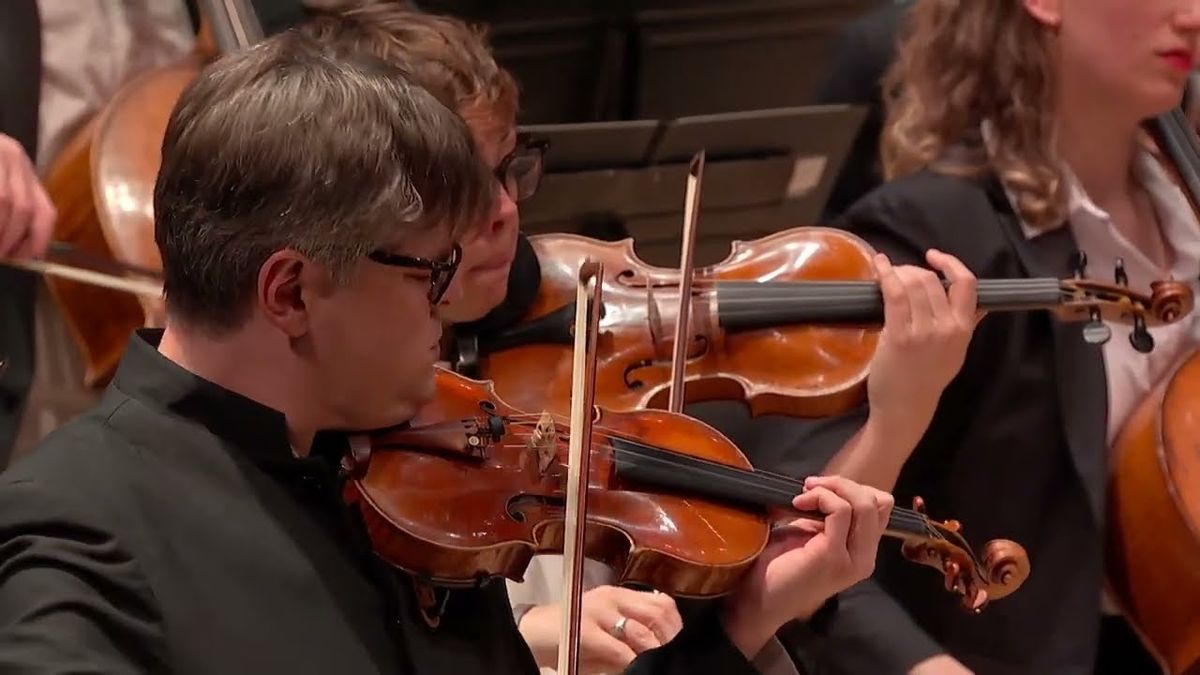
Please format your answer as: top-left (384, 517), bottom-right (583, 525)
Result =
top-left (621, 335), bottom-right (710, 390)
top-left (506, 493), bottom-right (565, 523)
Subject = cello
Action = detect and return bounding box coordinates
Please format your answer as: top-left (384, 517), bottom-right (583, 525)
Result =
top-left (1105, 106), bottom-right (1200, 675)
top-left (13, 0), bottom-right (264, 387)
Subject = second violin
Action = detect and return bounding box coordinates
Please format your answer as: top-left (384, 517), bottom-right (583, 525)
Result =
top-left (452, 228), bottom-right (1193, 418)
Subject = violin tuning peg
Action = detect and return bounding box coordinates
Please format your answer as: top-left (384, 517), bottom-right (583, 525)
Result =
top-left (1114, 257), bottom-right (1129, 287)
top-left (1129, 315), bottom-right (1155, 354)
top-left (1082, 308), bottom-right (1112, 345)
top-left (942, 560), bottom-right (961, 592)
top-left (1071, 250), bottom-right (1089, 279)
top-left (969, 589), bottom-right (988, 614)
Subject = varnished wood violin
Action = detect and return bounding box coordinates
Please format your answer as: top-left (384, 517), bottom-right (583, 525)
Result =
top-left (454, 227), bottom-right (1193, 419)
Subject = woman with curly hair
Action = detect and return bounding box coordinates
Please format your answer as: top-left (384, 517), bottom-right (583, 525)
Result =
top-left (790, 1), bottom-right (1200, 674)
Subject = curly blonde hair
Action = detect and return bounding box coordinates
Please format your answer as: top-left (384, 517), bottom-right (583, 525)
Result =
top-left (300, 3), bottom-right (519, 132)
top-left (882, 0), bottom-right (1067, 230)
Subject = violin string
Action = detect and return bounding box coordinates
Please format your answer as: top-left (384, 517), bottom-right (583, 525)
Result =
top-left (482, 442), bottom-right (959, 556)
top-left (496, 425), bottom-right (936, 531)
top-left (713, 280), bottom-right (1057, 301)
top-left (498, 417), bottom-right (931, 518)
top-left (499, 414), bottom-right (883, 490)
top-left (402, 417), bottom-right (991, 569)
top-left (695, 278), bottom-right (1059, 291)
top-left (517, 279), bottom-right (1083, 330)
top-left (482, 417), bottom-right (931, 528)
top-left (403, 417), bottom-right (960, 537)
top-left (599, 436), bottom-right (944, 534)
top-left (715, 286), bottom-right (1068, 310)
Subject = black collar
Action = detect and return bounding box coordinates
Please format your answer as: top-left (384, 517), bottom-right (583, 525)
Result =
top-left (111, 329), bottom-right (339, 473)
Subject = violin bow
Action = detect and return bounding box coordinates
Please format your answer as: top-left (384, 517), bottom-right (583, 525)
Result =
top-left (559, 151), bottom-right (703, 668)
top-left (556, 260), bottom-right (605, 675)
top-left (2, 258), bottom-right (161, 298)
top-left (667, 151), bottom-right (705, 413)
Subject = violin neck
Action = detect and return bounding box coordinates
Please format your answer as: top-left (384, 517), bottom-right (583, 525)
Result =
top-left (610, 436), bottom-right (930, 539)
top-left (715, 279), bottom-right (1063, 331)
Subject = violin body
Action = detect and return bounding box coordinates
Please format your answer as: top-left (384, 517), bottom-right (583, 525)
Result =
top-left (473, 229), bottom-right (880, 418)
top-left (463, 228), bottom-right (1190, 421)
top-left (1109, 348), bottom-right (1200, 675)
top-left (345, 368), bottom-right (769, 598)
top-left (346, 368), bottom-right (1030, 610)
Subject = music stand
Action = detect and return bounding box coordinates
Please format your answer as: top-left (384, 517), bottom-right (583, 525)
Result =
top-left (517, 104), bottom-right (866, 267)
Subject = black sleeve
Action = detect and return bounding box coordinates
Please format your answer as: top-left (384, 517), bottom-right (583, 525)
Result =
top-left (782, 580), bottom-right (944, 673)
top-left (766, 176), bottom-right (1001, 674)
top-left (837, 171), bottom-right (1002, 272)
top-left (0, 478), bottom-right (169, 673)
top-left (626, 610), bottom-right (757, 675)
top-left (694, 174), bottom-right (949, 481)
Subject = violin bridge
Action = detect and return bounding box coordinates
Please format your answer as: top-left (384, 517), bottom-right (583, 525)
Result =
top-left (528, 412), bottom-right (558, 475)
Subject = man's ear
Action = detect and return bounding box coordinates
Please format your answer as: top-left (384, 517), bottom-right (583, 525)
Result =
top-left (1022, 0), bottom-right (1062, 28)
top-left (257, 250), bottom-right (316, 338)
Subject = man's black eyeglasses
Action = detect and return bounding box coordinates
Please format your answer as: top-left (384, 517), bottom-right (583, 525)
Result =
top-left (368, 243), bottom-right (462, 304)
top-left (495, 135), bottom-right (549, 203)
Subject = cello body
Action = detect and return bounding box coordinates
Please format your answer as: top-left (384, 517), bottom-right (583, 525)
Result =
top-left (91, 54), bottom-right (207, 312)
top-left (35, 4), bottom-right (255, 388)
top-left (1101, 107), bottom-right (1200, 675)
top-left (1109, 348), bottom-right (1200, 675)
top-left (40, 109), bottom-right (147, 387)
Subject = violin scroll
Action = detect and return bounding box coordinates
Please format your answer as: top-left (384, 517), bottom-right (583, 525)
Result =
top-left (898, 497), bottom-right (1030, 613)
top-left (1147, 279), bottom-right (1195, 324)
top-left (979, 538), bottom-right (1031, 601)
top-left (1056, 276), bottom-right (1194, 330)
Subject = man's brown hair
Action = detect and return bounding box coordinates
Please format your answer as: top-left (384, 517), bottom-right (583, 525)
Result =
top-left (154, 28), bottom-right (493, 332)
top-left (301, 4), bottom-right (519, 130)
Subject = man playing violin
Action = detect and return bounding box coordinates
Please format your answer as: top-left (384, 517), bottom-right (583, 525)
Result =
top-left (0, 24), bottom-right (897, 674)
top-left (294, 5), bottom-right (986, 675)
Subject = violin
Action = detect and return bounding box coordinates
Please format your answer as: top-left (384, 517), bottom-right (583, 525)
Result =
top-left (453, 227), bottom-right (1194, 418)
top-left (343, 366), bottom-right (1030, 609)
top-left (364, 162), bottom-right (1031, 673)
top-left (1104, 109), bottom-right (1200, 675)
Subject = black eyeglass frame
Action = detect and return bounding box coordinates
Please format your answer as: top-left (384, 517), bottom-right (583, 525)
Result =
top-left (367, 243), bottom-right (463, 304)
top-left (495, 134), bottom-right (550, 203)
